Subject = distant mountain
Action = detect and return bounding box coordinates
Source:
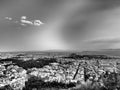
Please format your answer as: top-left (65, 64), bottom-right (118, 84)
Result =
top-left (2, 49), bottom-right (120, 57)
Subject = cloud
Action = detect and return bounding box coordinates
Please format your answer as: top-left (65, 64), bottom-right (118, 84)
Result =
top-left (20, 19), bottom-right (33, 25)
top-left (21, 16), bottom-right (27, 20)
top-left (89, 38), bottom-right (120, 44)
top-left (83, 38), bottom-right (120, 50)
top-left (5, 17), bottom-right (12, 20)
top-left (20, 23), bottom-right (26, 26)
top-left (34, 20), bottom-right (44, 26)
top-left (5, 16), bottom-right (44, 26)
top-left (20, 16), bottom-right (44, 26)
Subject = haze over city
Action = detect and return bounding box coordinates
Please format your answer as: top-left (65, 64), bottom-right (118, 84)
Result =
top-left (0, 0), bottom-right (120, 52)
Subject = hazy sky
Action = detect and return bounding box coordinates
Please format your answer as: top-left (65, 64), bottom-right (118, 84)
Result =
top-left (1, 0), bottom-right (120, 52)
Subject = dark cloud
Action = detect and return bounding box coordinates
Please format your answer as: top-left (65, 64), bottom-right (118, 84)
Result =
top-left (83, 38), bottom-right (120, 50)
top-left (60, 0), bottom-right (120, 48)
top-left (90, 38), bottom-right (120, 44)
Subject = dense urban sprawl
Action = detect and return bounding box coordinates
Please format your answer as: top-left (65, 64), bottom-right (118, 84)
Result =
top-left (0, 53), bottom-right (120, 90)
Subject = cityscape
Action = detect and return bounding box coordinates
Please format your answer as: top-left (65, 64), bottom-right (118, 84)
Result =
top-left (0, 52), bottom-right (120, 90)
top-left (1, 0), bottom-right (120, 90)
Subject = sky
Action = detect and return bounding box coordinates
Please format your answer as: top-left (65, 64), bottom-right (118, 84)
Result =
top-left (1, 0), bottom-right (120, 52)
